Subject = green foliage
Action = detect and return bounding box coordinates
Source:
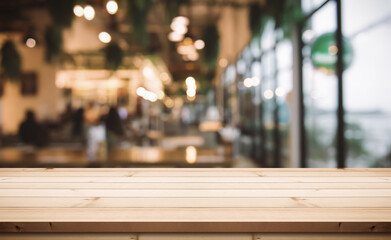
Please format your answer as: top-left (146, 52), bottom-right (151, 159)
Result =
top-left (372, 147), bottom-right (391, 167)
top-left (279, 0), bottom-right (304, 38)
top-left (201, 24), bottom-right (219, 70)
top-left (45, 25), bottom-right (63, 63)
top-left (0, 40), bottom-right (21, 81)
top-left (249, 3), bottom-right (269, 38)
top-left (126, 0), bottom-right (152, 48)
top-left (104, 42), bottom-right (124, 70)
top-left (249, 0), bottom-right (303, 40)
top-left (47, 0), bottom-right (76, 28)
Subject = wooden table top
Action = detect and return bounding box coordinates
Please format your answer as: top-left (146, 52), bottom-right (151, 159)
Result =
top-left (0, 168), bottom-right (390, 233)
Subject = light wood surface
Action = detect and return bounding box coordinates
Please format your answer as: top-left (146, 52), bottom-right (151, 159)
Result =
top-left (1, 233), bottom-right (391, 240)
top-left (0, 168), bottom-right (390, 233)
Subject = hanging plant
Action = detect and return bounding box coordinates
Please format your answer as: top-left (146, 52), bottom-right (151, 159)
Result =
top-left (0, 40), bottom-right (21, 81)
top-left (126, 0), bottom-right (152, 49)
top-left (249, 3), bottom-right (269, 38)
top-left (279, 0), bottom-right (303, 38)
top-left (45, 25), bottom-right (63, 63)
top-left (201, 24), bottom-right (219, 70)
top-left (47, 0), bottom-right (76, 28)
top-left (248, 0), bottom-right (303, 40)
top-left (104, 42), bottom-right (124, 70)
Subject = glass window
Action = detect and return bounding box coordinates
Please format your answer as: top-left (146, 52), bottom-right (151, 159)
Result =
top-left (343, 0), bottom-right (391, 167)
top-left (303, 0), bottom-right (338, 167)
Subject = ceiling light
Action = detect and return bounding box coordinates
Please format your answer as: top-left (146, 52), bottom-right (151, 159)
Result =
top-left (25, 38), bottom-right (36, 48)
top-left (185, 77), bottom-right (196, 87)
top-left (170, 22), bottom-right (188, 35)
top-left (84, 5), bottom-right (95, 21)
top-left (136, 87), bottom-right (146, 97)
top-left (172, 16), bottom-right (189, 26)
top-left (106, 1), bottom-right (118, 15)
top-left (243, 78), bottom-right (252, 88)
top-left (194, 40), bottom-right (205, 50)
top-left (168, 32), bottom-right (184, 42)
top-left (98, 32), bottom-right (111, 43)
top-left (73, 5), bottom-right (84, 17)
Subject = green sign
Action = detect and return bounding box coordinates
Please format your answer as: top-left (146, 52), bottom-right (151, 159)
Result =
top-left (310, 32), bottom-right (354, 73)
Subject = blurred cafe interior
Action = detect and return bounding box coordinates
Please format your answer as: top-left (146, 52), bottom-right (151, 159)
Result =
top-left (0, 0), bottom-right (390, 168)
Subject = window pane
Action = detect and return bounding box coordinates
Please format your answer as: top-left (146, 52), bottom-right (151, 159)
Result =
top-left (343, 0), bottom-right (391, 167)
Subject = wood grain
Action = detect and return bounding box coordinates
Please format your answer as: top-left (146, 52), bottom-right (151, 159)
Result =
top-left (0, 168), bottom-right (390, 233)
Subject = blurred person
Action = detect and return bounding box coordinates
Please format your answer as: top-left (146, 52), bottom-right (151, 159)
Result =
top-left (71, 107), bottom-right (85, 140)
top-left (104, 107), bottom-right (124, 147)
top-left (18, 110), bottom-right (48, 147)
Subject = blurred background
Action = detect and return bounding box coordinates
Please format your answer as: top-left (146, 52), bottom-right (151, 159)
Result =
top-left (0, 0), bottom-right (390, 168)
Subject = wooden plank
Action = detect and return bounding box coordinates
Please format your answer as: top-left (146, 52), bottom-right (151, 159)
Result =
top-left (140, 233), bottom-right (252, 240)
top-left (1, 222), bottom-right (391, 233)
top-left (1, 176), bottom-right (391, 183)
top-left (141, 233), bottom-right (391, 240)
top-left (3, 171), bottom-right (391, 177)
top-left (0, 172), bottom-right (258, 177)
top-left (0, 233), bottom-right (137, 240)
top-left (1, 189), bottom-right (390, 197)
top-left (254, 172), bottom-right (391, 177)
top-left (1, 208), bottom-right (391, 222)
top-left (0, 168), bottom-right (389, 172)
top-left (1, 233), bottom-right (391, 240)
top-left (1, 197), bottom-right (390, 208)
top-left (1, 182), bottom-right (391, 189)
top-left (252, 233), bottom-right (391, 240)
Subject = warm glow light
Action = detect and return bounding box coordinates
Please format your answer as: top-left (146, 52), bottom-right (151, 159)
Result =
top-left (160, 72), bottom-right (170, 83)
top-left (243, 78), bottom-right (252, 88)
top-left (170, 22), bottom-right (188, 35)
top-left (328, 45), bottom-right (338, 55)
top-left (136, 87), bottom-right (146, 97)
top-left (168, 32), bottom-right (184, 42)
top-left (25, 38), bottom-right (36, 48)
top-left (187, 52), bottom-right (199, 61)
top-left (187, 95), bottom-right (196, 101)
top-left (185, 77), bottom-right (196, 87)
top-left (252, 77), bottom-right (260, 87)
top-left (177, 45), bottom-right (196, 55)
top-left (142, 66), bottom-right (154, 79)
top-left (264, 89), bottom-right (274, 99)
top-left (145, 92), bottom-right (158, 102)
top-left (73, 5), bottom-right (84, 17)
top-left (275, 87), bottom-right (285, 97)
top-left (172, 16), bottom-right (189, 26)
top-left (106, 0), bottom-right (118, 15)
top-left (157, 90), bottom-right (165, 100)
top-left (164, 98), bottom-right (174, 108)
top-left (185, 146), bottom-right (197, 164)
top-left (84, 5), bottom-right (95, 20)
top-left (194, 40), bottom-right (205, 50)
top-left (186, 89), bottom-right (196, 97)
top-left (98, 32), bottom-right (111, 43)
top-left (243, 77), bottom-right (260, 88)
top-left (137, 87), bottom-right (158, 102)
top-left (219, 58), bottom-right (228, 68)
